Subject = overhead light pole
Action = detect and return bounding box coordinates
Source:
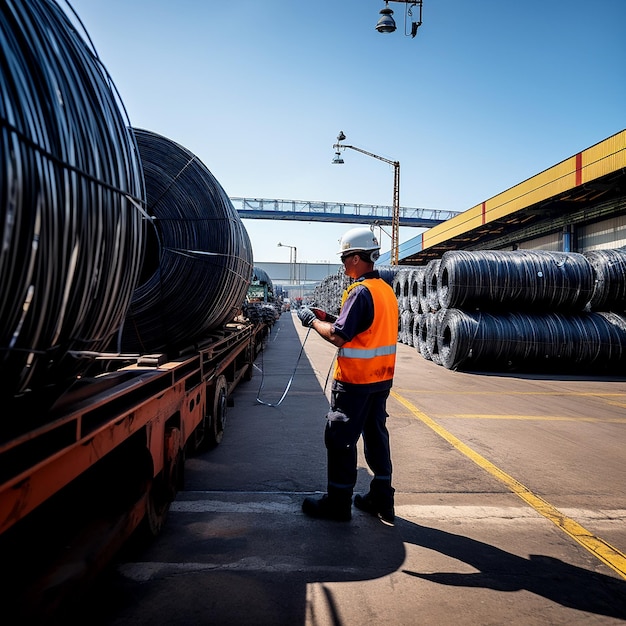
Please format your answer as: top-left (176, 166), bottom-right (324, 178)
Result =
top-left (332, 132), bottom-right (400, 265)
top-left (277, 242), bottom-right (297, 284)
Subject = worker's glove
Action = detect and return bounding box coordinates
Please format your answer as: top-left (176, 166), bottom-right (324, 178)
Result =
top-left (297, 306), bottom-right (317, 327)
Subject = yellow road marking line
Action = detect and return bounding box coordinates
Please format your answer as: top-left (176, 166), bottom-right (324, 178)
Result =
top-left (394, 389), bottom-right (626, 397)
top-left (606, 401), bottom-right (626, 409)
top-left (391, 390), bottom-right (626, 580)
top-left (450, 414), bottom-right (626, 423)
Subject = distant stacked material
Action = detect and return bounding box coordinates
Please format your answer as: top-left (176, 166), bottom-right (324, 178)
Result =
top-left (310, 265), bottom-right (400, 316)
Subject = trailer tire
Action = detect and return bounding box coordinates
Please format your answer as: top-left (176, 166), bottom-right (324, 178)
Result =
top-left (131, 447), bottom-right (170, 546)
top-left (143, 477), bottom-right (170, 539)
top-left (209, 375), bottom-right (228, 446)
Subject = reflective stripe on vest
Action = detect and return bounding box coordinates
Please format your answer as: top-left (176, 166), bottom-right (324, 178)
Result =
top-left (337, 344), bottom-right (397, 359)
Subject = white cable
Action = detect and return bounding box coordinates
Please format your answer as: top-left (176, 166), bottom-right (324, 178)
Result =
top-left (255, 327), bottom-right (312, 407)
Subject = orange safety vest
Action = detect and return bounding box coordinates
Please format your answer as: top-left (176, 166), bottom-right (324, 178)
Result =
top-left (334, 277), bottom-right (398, 385)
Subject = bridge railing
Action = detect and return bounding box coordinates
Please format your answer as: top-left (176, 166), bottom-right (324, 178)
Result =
top-left (230, 197), bottom-right (460, 228)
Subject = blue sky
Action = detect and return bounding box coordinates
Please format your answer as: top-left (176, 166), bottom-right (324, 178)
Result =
top-left (63, 0), bottom-right (625, 263)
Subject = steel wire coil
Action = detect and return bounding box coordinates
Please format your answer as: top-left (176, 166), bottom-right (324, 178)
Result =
top-left (1, 0), bottom-right (145, 402)
top-left (409, 267), bottom-right (425, 314)
top-left (392, 270), bottom-right (407, 312)
top-left (437, 250), bottom-right (595, 312)
top-left (252, 267), bottom-right (273, 289)
top-left (312, 266), bottom-right (350, 315)
top-left (312, 265), bottom-right (399, 317)
top-left (414, 313), bottom-right (426, 359)
top-left (424, 259), bottom-right (442, 312)
top-left (426, 309), bottom-right (445, 365)
top-left (412, 312), bottom-right (424, 355)
top-left (584, 249), bottom-right (626, 311)
top-left (118, 128), bottom-right (253, 354)
top-left (436, 308), bottom-right (626, 372)
top-left (399, 309), bottom-right (414, 346)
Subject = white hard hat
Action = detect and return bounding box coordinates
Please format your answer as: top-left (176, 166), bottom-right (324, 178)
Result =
top-left (338, 226), bottom-right (380, 256)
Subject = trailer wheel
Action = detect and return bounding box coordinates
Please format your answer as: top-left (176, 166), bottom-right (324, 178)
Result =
top-left (210, 375), bottom-right (228, 446)
top-left (131, 447), bottom-right (170, 546)
top-left (142, 476), bottom-right (170, 539)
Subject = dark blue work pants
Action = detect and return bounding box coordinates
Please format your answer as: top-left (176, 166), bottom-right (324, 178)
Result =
top-left (324, 386), bottom-right (393, 506)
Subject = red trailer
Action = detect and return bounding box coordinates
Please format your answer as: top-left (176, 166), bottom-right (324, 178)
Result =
top-left (0, 319), bottom-right (268, 619)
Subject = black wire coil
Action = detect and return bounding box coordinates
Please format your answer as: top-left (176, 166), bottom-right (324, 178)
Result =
top-left (425, 259), bottom-right (442, 312)
top-left (409, 267), bottom-right (425, 314)
top-left (399, 309), bottom-right (414, 346)
top-left (437, 250), bottom-right (595, 312)
top-left (311, 265), bottom-right (399, 316)
top-left (437, 308), bottom-right (626, 372)
top-left (252, 267), bottom-right (273, 289)
top-left (1, 0), bottom-right (145, 402)
top-left (377, 266), bottom-right (402, 289)
top-left (392, 270), bottom-right (408, 312)
top-left (118, 128), bottom-right (253, 354)
top-left (584, 248), bottom-right (626, 311)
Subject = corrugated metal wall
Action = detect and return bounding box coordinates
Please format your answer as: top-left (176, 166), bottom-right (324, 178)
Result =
top-left (517, 232), bottom-right (563, 251)
top-left (578, 215), bottom-right (626, 251)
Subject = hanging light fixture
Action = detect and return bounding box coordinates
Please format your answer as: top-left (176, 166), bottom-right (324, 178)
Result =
top-left (332, 131), bottom-right (345, 164)
top-left (376, 1), bottom-right (423, 38)
top-left (375, 2), bottom-right (396, 33)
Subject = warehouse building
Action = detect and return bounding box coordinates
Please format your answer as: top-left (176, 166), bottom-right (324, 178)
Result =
top-left (377, 129), bottom-right (626, 266)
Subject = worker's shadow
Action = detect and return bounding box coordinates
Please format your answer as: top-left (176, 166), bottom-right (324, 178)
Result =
top-left (79, 502), bottom-right (626, 625)
top-left (302, 470), bottom-right (626, 623)
top-left (329, 509), bottom-right (626, 621)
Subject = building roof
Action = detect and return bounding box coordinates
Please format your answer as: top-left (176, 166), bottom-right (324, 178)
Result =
top-left (383, 130), bottom-right (626, 266)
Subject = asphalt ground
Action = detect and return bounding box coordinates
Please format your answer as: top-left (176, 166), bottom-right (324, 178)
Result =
top-left (86, 311), bottom-right (626, 625)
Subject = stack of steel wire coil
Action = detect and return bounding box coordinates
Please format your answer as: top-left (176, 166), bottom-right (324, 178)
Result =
top-left (437, 250), bottom-right (595, 312)
top-left (436, 309), bottom-right (626, 371)
top-left (400, 249), bottom-right (626, 373)
top-left (311, 265), bottom-right (400, 317)
top-left (1, 0), bottom-right (145, 404)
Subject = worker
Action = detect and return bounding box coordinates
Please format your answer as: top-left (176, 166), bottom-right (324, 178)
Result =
top-left (297, 226), bottom-right (398, 524)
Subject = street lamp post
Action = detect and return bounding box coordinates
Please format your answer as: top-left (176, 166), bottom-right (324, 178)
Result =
top-left (277, 242), bottom-right (297, 285)
top-left (332, 132), bottom-right (400, 265)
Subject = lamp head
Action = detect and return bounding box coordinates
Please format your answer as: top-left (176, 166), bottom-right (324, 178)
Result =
top-left (376, 4), bottom-right (396, 33)
top-left (332, 151), bottom-right (344, 165)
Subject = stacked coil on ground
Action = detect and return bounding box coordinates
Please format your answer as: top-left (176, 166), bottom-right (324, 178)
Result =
top-left (437, 309), bottom-right (626, 371)
top-left (118, 129), bottom-right (253, 354)
top-left (1, 0), bottom-right (145, 404)
top-left (311, 266), bottom-right (401, 317)
top-left (437, 250), bottom-right (595, 311)
top-left (396, 249), bottom-right (626, 373)
top-left (584, 249), bottom-right (626, 311)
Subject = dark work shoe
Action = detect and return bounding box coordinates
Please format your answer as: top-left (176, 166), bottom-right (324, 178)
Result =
top-left (354, 493), bottom-right (395, 526)
top-left (302, 495), bottom-right (351, 522)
